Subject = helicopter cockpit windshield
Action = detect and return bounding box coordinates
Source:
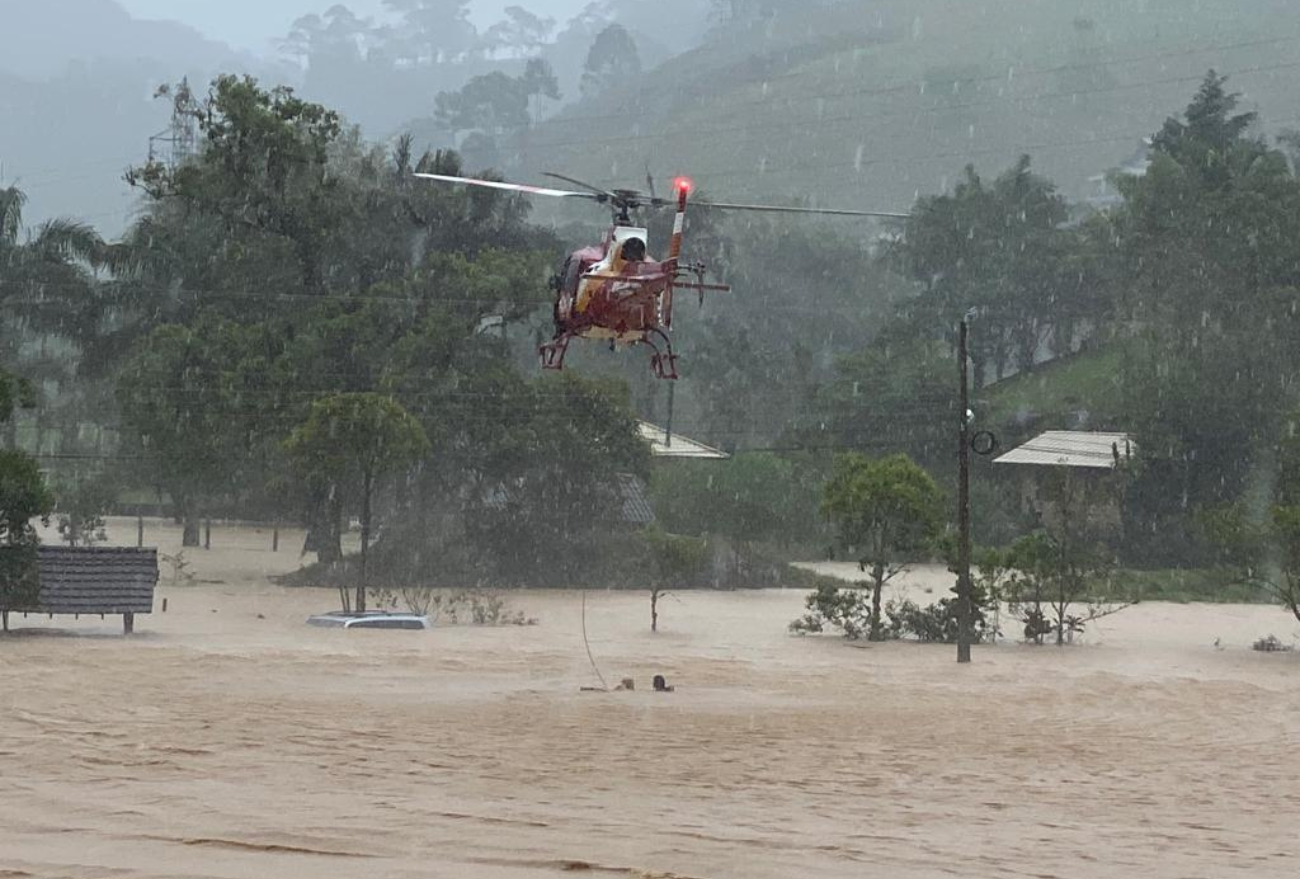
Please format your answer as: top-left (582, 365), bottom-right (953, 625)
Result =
top-left (608, 226), bottom-right (650, 267)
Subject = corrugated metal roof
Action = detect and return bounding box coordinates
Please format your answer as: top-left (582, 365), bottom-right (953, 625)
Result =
top-left (638, 422), bottom-right (729, 460)
top-left (15, 547), bottom-right (160, 615)
top-left (994, 431), bottom-right (1134, 470)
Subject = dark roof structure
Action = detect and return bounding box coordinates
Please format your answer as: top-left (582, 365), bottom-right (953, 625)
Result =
top-left (484, 474), bottom-right (656, 527)
top-left (616, 473), bottom-right (656, 526)
top-left (25, 547), bottom-right (159, 615)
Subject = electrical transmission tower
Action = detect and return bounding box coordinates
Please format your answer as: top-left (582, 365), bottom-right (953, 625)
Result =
top-left (147, 78), bottom-right (199, 169)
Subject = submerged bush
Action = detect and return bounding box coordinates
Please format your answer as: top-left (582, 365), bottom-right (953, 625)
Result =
top-left (886, 597), bottom-right (990, 644)
top-left (374, 586), bottom-right (537, 626)
top-left (1252, 634), bottom-right (1294, 653)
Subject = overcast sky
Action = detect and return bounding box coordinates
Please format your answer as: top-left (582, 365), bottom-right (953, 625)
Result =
top-left (117, 0), bottom-right (593, 52)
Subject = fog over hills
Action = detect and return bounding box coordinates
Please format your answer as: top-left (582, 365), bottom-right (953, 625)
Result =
top-left (114, 1), bottom-right (594, 52)
top-left (5, 0), bottom-right (1300, 237)
top-left (4, 0), bottom-right (248, 78)
top-left (0, 0), bottom-right (675, 236)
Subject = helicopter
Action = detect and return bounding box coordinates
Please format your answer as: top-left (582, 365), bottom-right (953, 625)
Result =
top-left (415, 170), bottom-right (908, 379)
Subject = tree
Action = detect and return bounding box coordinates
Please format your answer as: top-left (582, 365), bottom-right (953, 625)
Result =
top-left (116, 318), bottom-right (249, 546)
top-left (1151, 71), bottom-right (1262, 188)
top-left (0, 184), bottom-right (103, 341)
top-left (709, 0), bottom-right (802, 23)
top-left (1001, 471), bottom-right (1130, 645)
top-left (651, 453), bottom-right (820, 580)
top-left (435, 70), bottom-right (532, 139)
top-left (1110, 71), bottom-right (1300, 556)
top-left (460, 372), bottom-right (651, 587)
top-left (797, 339), bottom-right (955, 471)
top-left (580, 25), bottom-right (641, 99)
top-left (521, 58), bottom-right (561, 122)
top-left (1206, 439), bottom-right (1300, 624)
top-left (820, 454), bottom-right (944, 640)
top-left (895, 157), bottom-right (1078, 387)
top-left (55, 473), bottom-right (116, 548)
top-left (285, 393), bottom-right (430, 611)
top-left (0, 449), bottom-right (54, 631)
top-left (1245, 507), bottom-right (1300, 623)
top-left (482, 7), bottom-right (555, 57)
top-left (381, 0), bottom-right (476, 64)
top-left (642, 526), bottom-right (707, 632)
top-left (126, 75), bottom-right (345, 297)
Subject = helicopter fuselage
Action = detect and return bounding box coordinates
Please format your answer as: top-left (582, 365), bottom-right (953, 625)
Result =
top-left (552, 225), bottom-right (674, 345)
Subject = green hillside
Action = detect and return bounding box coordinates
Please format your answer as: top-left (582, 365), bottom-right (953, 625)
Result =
top-left (518, 0), bottom-right (1300, 211)
top-left (980, 344), bottom-right (1128, 432)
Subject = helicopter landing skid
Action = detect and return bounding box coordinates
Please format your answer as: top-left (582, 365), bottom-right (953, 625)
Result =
top-left (539, 334), bottom-right (572, 370)
top-left (541, 329), bottom-right (679, 379)
top-left (640, 329), bottom-right (680, 381)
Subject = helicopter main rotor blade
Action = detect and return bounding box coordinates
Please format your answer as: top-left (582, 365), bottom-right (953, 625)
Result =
top-left (693, 201), bottom-right (911, 219)
top-left (414, 172), bottom-right (601, 200)
top-left (541, 172), bottom-right (621, 201)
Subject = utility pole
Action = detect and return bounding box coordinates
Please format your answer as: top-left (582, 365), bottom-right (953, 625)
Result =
top-left (956, 319), bottom-right (974, 664)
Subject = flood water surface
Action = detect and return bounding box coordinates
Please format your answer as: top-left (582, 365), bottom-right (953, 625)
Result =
top-left (2, 522), bottom-right (1297, 878)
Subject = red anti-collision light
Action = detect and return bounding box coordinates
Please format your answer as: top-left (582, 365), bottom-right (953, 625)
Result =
top-left (673, 176), bottom-right (694, 194)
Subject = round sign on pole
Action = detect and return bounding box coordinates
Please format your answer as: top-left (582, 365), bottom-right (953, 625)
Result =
top-left (971, 431), bottom-right (999, 456)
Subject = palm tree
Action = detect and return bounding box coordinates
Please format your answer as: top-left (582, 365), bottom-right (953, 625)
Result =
top-left (0, 184), bottom-right (102, 336)
top-left (0, 185), bottom-right (103, 446)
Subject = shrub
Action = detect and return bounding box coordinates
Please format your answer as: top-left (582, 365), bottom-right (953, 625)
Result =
top-left (789, 582), bottom-right (894, 641)
top-left (886, 597), bottom-right (990, 644)
top-left (374, 587), bottom-right (537, 626)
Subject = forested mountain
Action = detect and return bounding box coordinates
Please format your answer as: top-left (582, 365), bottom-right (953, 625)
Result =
top-left (519, 0), bottom-right (1300, 210)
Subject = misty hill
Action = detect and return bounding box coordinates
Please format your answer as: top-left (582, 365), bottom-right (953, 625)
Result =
top-left (0, 0), bottom-right (277, 237)
top-left (3, 0), bottom-right (246, 78)
top-left (517, 0), bottom-right (1300, 212)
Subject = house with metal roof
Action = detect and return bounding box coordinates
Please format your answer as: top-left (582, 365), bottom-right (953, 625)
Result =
top-left (1, 546), bottom-right (159, 635)
top-left (994, 431), bottom-right (1134, 470)
top-left (995, 431), bottom-right (1134, 531)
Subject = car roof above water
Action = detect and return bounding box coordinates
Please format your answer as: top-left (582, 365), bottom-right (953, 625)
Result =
top-left (306, 611), bottom-right (430, 630)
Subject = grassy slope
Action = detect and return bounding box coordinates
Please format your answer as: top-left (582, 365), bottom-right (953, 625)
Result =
top-left (979, 344), bottom-right (1128, 431)
top-left (519, 0), bottom-right (1300, 211)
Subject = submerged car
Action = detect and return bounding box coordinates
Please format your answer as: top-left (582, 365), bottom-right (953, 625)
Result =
top-left (306, 611), bottom-right (430, 630)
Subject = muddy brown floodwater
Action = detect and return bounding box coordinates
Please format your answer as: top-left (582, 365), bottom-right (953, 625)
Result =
top-left (2, 520), bottom-right (1298, 877)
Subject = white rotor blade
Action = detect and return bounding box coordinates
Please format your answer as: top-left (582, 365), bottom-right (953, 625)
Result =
top-left (695, 201), bottom-right (910, 219)
top-left (414, 173), bottom-right (599, 200)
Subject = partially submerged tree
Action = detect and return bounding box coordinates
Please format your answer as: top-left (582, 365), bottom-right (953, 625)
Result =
top-left (651, 453), bottom-right (822, 582)
top-left (1002, 470), bottom-right (1130, 645)
top-left (1204, 434), bottom-right (1300, 624)
top-left (56, 473), bottom-right (117, 548)
top-left (642, 526), bottom-right (708, 632)
top-left (285, 393), bottom-right (430, 612)
top-left (817, 453), bottom-right (944, 641)
top-left (0, 449), bottom-right (54, 632)
top-left (116, 319), bottom-right (247, 546)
